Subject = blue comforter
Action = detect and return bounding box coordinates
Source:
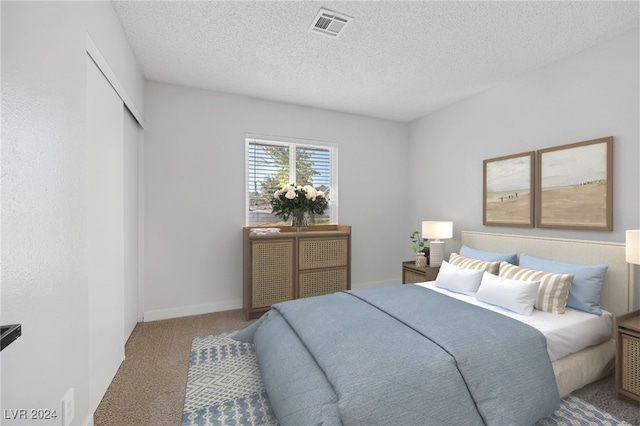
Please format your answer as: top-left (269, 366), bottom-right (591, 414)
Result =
top-left (235, 284), bottom-right (559, 425)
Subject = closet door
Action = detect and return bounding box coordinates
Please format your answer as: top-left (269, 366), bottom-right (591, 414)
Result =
top-left (123, 108), bottom-right (140, 339)
top-left (86, 54), bottom-right (125, 413)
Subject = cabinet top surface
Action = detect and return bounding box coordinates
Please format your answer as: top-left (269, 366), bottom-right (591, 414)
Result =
top-left (403, 261), bottom-right (439, 270)
top-left (617, 310), bottom-right (640, 332)
top-left (244, 225), bottom-right (350, 238)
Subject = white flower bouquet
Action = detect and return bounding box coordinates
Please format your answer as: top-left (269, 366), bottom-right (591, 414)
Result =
top-left (270, 184), bottom-right (328, 226)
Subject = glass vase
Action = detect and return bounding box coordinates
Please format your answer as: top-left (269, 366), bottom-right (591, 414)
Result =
top-left (290, 209), bottom-right (308, 231)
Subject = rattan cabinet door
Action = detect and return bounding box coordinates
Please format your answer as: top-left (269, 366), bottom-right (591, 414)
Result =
top-left (615, 311), bottom-right (640, 404)
top-left (251, 240), bottom-right (295, 308)
top-left (621, 333), bottom-right (640, 398)
top-left (298, 237), bottom-right (348, 270)
top-left (299, 269), bottom-right (348, 298)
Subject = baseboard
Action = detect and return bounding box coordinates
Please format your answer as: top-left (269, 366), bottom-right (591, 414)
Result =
top-left (84, 414), bottom-right (95, 426)
top-left (143, 299), bottom-right (242, 322)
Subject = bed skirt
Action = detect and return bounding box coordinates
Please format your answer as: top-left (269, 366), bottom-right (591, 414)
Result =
top-left (553, 339), bottom-right (615, 398)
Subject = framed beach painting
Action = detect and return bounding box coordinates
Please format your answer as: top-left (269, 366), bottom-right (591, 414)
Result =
top-left (483, 151), bottom-right (535, 227)
top-left (537, 137), bottom-right (613, 231)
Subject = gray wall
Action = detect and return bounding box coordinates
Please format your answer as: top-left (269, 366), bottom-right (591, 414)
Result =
top-left (143, 83), bottom-right (410, 320)
top-left (409, 29), bottom-right (640, 307)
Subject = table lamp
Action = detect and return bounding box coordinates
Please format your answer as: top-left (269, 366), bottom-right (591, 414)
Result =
top-left (422, 221), bottom-right (453, 267)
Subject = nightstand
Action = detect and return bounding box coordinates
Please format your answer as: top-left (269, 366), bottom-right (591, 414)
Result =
top-left (402, 261), bottom-right (440, 284)
top-left (615, 310), bottom-right (640, 404)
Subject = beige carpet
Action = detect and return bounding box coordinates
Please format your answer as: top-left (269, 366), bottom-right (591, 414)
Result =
top-left (94, 309), bottom-right (254, 426)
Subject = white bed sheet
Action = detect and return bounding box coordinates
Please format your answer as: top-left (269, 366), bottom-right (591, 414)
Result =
top-left (415, 281), bottom-right (613, 362)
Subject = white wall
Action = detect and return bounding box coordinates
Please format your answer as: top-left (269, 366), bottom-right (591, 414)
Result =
top-left (1, 2), bottom-right (144, 424)
top-left (143, 83), bottom-right (409, 320)
top-left (409, 29), bottom-right (640, 307)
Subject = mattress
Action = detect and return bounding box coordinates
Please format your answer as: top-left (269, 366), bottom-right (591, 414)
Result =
top-left (416, 281), bottom-right (613, 361)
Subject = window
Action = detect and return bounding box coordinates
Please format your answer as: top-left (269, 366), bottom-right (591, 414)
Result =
top-left (246, 135), bottom-right (338, 226)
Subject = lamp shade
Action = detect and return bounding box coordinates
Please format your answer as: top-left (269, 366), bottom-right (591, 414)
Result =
top-left (422, 221), bottom-right (453, 241)
top-left (626, 230), bottom-right (640, 265)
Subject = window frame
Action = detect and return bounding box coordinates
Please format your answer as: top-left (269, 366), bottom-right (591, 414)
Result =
top-left (245, 134), bottom-right (338, 226)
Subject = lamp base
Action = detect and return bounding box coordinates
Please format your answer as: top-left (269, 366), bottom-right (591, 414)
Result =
top-left (430, 240), bottom-right (445, 267)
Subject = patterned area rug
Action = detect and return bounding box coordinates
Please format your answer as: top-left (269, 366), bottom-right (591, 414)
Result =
top-left (182, 332), bottom-right (632, 426)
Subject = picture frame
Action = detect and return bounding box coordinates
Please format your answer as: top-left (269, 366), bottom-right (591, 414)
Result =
top-left (483, 151), bottom-right (535, 227)
top-left (537, 137), bottom-right (613, 231)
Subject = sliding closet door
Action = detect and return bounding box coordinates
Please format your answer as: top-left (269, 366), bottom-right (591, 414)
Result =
top-left (123, 108), bottom-right (140, 338)
top-left (86, 54), bottom-right (125, 413)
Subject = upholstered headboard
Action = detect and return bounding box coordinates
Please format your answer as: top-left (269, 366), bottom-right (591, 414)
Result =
top-left (461, 231), bottom-right (630, 317)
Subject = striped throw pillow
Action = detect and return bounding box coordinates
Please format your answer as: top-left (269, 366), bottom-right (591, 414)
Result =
top-left (449, 253), bottom-right (500, 275)
top-left (498, 262), bottom-right (574, 314)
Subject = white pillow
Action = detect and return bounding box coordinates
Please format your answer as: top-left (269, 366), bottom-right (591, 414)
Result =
top-left (476, 272), bottom-right (540, 316)
top-left (434, 261), bottom-right (484, 294)
top-left (499, 262), bottom-right (573, 314)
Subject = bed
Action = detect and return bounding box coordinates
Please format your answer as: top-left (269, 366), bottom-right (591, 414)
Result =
top-left (235, 231), bottom-right (630, 426)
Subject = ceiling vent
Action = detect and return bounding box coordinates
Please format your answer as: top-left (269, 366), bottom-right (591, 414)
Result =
top-left (309, 8), bottom-right (353, 38)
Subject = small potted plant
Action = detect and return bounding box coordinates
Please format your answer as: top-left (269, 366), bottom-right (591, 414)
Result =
top-left (410, 231), bottom-right (429, 267)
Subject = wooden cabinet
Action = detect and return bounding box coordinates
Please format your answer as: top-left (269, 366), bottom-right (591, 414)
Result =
top-left (615, 310), bottom-right (640, 404)
top-left (243, 225), bottom-right (351, 320)
top-left (402, 261), bottom-right (439, 284)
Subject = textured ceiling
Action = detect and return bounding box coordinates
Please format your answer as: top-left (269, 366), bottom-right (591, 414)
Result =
top-left (112, 1), bottom-right (639, 122)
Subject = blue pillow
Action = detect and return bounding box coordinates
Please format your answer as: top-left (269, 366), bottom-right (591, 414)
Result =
top-left (518, 253), bottom-right (608, 315)
top-left (460, 246), bottom-right (518, 264)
